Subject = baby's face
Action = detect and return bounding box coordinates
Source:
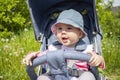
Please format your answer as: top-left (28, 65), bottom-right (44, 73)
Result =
top-left (56, 23), bottom-right (83, 47)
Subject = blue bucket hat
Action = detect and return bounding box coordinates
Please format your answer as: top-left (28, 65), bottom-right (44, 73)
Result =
top-left (51, 9), bottom-right (87, 38)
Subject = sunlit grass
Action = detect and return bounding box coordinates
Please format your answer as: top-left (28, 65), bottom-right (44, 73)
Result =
top-left (0, 28), bottom-right (40, 80)
top-left (102, 32), bottom-right (120, 80)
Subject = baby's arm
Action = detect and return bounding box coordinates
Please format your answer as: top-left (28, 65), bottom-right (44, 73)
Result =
top-left (86, 48), bottom-right (105, 68)
top-left (23, 50), bottom-right (48, 66)
top-left (23, 44), bottom-right (59, 66)
top-left (89, 52), bottom-right (105, 69)
top-left (23, 51), bottom-right (40, 66)
top-left (84, 45), bottom-right (105, 68)
top-left (26, 54), bottom-right (47, 80)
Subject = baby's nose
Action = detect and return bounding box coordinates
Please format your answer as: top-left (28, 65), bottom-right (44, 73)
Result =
top-left (61, 30), bottom-right (67, 34)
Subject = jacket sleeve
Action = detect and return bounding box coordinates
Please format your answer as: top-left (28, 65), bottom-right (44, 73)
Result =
top-left (32, 55), bottom-right (47, 67)
top-left (63, 51), bottom-right (91, 62)
top-left (26, 55), bottom-right (47, 80)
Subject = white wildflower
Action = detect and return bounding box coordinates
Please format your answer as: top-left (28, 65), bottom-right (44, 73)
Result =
top-left (108, 50), bottom-right (110, 53)
top-left (14, 52), bottom-right (19, 57)
top-left (102, 47), bottom-right (105, 50)
top-left (20, 48), bottom-right (24, 53)
top-left (9, 53), bottom-right (12, 56)
top-left (24, 28), bottom-right (28, 32)
top-left (110, 32), bottom-right (112, 35)
top-left (3, 45), bottom-right (11, 50)
top-left (112, 45), bottom-right (115, 48)
top-left (1, 38), bottom-right (5, 42)
top-left (6, 38), bottom-right (9, 42)
top-left (0, 76), bottom-right (3, 79)
top-left (5, 58), bottom-right (9, 61)
top-left (11, 37), bottom-right (15, 41)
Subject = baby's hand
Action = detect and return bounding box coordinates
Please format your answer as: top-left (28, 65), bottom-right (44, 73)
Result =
top-left (22, 51), bottom-right (39, 66)
top-left (88, 51), bottom-right (104, 66)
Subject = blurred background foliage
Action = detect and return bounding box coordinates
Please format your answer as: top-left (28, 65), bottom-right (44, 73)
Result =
top-left (0, 0), bottom-right (120, 80)
top-left (0, 0), bottom-right (31, 38)
top-left (0, 0), bottom-right (119, 38)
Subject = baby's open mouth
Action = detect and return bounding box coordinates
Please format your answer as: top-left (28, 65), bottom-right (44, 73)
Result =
top-left (62, 37), bottom-right (68, 40)
top-left (62, 37), bottom-right (68, 42)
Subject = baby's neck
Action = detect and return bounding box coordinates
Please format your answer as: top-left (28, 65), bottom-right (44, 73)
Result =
top-left (62, 45), bottom-right (74, 51)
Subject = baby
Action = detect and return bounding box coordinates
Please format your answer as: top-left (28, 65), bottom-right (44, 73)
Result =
top-left (23, 9), bottom-right (105, 80)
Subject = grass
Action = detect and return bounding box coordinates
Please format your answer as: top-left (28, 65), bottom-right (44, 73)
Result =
top-left (102, 32), bottom-right (120, 80)
top-left (0, 28), bottom-right (40, 80)
top-left (0, 28), bottom-right (120, 80)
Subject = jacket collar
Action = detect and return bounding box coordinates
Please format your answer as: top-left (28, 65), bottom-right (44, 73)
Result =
top-left (52, 39), bottom-right (87, 51)
top-left (75, 39), bottom-right (87, 51)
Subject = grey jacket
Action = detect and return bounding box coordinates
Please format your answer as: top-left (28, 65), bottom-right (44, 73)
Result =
top-left (26, 40), bottom-right (91, 80)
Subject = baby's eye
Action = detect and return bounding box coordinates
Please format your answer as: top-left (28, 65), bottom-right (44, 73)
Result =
top-left (58, 27), bottom-right (62, 30)
top-left (67, 27), bottom-right (72, 30)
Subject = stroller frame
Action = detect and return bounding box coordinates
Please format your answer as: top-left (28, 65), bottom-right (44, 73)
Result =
top-left (26, 0), bottom-right (105, 80)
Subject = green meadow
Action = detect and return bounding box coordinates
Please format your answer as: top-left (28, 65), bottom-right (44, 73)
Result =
top-left (0, 28), bottom-right (40, 80)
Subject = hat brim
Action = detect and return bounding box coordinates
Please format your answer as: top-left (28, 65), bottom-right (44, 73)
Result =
top-left (51, 19), bottom-right (87, 38)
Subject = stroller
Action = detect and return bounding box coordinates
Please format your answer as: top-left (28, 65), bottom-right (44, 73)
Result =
top-left (26, 0), bottom-right (105, 80)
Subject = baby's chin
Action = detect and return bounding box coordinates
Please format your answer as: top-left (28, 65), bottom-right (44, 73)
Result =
top-left (63, 43), bottom-right (75, 47)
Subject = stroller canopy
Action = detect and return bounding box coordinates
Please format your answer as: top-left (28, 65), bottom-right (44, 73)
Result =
top-left (27, 0), bottom-right (100, 41)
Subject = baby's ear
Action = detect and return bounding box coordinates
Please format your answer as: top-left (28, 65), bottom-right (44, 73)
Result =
top-left (79, 31), bottom-right (84, 38)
